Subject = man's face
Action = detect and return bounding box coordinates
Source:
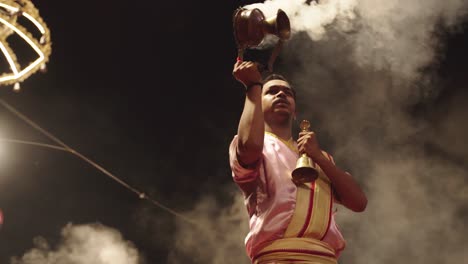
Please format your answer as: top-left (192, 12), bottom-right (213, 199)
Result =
top-left (262, 79), bottom-right (296, 121)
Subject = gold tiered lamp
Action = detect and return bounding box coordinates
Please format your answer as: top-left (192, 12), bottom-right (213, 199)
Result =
top-left (0, 0), bottom-right (51, 92)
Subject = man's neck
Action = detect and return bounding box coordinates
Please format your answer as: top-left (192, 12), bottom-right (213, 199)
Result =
top-left (265, 122), bottom-right (293, 141)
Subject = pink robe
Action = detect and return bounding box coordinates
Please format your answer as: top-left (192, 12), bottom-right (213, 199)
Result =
top-left (229, 133), bottom-right (346, 261)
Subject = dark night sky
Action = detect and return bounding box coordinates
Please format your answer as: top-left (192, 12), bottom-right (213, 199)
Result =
top-left (0, 1), bottom-right (252, 263)
top-left (0, 1), bottom-right (467, 263)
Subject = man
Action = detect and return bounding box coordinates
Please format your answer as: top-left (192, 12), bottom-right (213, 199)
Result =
top-left (229, 60), bottom-right (367, 264)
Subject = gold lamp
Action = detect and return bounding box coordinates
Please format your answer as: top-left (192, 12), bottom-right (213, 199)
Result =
top-left (0, 0), bottom-right (52, 92)
top-left (292, 120), bottom-right (318, 184)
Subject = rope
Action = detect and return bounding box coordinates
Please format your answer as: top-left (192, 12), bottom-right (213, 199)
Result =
top-left (0, 99), bottom-right (197, 226)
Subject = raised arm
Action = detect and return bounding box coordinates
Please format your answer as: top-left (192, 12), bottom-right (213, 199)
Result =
top-left (232, 60), bottom-right (265, 166)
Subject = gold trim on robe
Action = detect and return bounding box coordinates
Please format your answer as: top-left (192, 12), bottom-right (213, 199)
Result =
top-left (284, 177), bottom-right (332, 240)
top-left (253, 237), bottom-right (337, 264)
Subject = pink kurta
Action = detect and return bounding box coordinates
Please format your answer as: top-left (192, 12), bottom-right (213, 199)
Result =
top-left (229, 133), bottom-right (346, 261)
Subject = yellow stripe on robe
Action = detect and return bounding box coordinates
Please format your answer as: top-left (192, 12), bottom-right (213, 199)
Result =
top-left (284, 177), bottom-right (332, 240)
top-left (253, 237), bottom-right (337, 264)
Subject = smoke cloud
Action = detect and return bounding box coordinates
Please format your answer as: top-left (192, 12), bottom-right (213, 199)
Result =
top-left (10, 223), bottom-right (141, 264)
top-left (167, 191), bottom-right (250, 264)
top-left (167, 0), bottom-right (468, 263)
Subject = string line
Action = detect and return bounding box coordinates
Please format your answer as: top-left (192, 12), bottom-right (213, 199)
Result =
top-left (0, 98), bottom-right (197, 226)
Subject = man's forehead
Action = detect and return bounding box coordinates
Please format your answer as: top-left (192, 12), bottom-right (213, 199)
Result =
top-left (263, 80), bottom-right (291, 90)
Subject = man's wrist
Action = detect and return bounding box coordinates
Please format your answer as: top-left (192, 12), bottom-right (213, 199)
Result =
top-left (313, 152), bottom-right (329, 165)
top-left (246, 82), bottom-right (263, 92)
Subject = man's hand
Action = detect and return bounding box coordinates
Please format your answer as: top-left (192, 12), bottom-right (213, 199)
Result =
top-left (298, 128), bottom-right (368, 213)
top-left (297, 131), bottom-right (324, 161)
top-left (232, 60), bottom-right (263, 88)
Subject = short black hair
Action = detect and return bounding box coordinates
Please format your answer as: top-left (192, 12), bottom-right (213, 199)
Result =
top-left (264, 73), bottom-right (288, 83)
top-left (263, 73), bottom-right (297, 100)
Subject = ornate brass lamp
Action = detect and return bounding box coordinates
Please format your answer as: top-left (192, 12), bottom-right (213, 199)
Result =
top-left (292, 120), bottom-right (319, 184)
top-left (232, 6), bottom-right (290, 72)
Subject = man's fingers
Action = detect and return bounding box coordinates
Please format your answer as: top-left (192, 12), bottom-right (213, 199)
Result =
top-left (297, 137), bottom-right (304, 145)
top-left (233, 60), bottom-right (261, 86)
top-left (234, 61), bottom-right (247, 69)
top-left (233, 62), bottom-right (247, 76)
top-left (298, 145), bottom-right (305, 155)
top-left (299, 131), bottom-right (315, 137)
top-left (234, 61), bottom-right (259, 74)
top-left (297, 134), bottom-right (312, 142)
top-left (297, 140), bottom-right (305, 149)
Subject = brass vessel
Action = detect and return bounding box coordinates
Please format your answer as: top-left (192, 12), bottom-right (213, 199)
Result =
top-left (233, 7), bottom-right (291, 72)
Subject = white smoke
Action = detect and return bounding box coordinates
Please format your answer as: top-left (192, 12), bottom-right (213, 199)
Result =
top-left (337, 154), bottom-right (468, 264)
top-left (247, 0), bottom-right (357, 41)
top-left (247, 0), bottom-right (468, 82)
top-left (10, 223), bottom-right (141, 264)
top-left (167, 191), bottom-right (250, 264)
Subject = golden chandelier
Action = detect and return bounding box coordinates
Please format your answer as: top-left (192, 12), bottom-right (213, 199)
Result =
top-left (0, 0), bottom-right (51, 91)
